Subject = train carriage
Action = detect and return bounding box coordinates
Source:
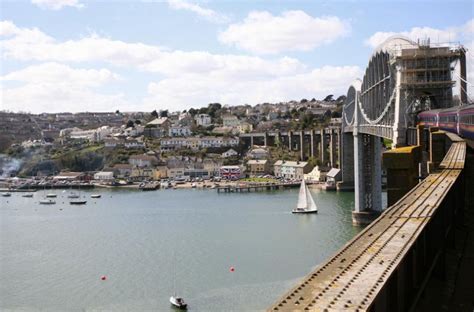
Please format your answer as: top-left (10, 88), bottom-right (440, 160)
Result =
top-left (458, 104), bottom-right (474, 140)
top-left (438, 107), bottom-right (459, 133)
top-left (417, 109), bottom-right (440, 128)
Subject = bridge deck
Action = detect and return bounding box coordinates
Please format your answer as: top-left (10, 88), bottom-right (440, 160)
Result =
top-left (269, 140), bottom-right (466, 312)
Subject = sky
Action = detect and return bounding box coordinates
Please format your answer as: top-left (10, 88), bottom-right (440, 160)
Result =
top-left (0, 0), bottom-right (473, 113)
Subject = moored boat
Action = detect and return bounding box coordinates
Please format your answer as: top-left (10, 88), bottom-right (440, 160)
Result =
top-left (67, 193), bottom-right (80, 198)
top-left (70, 200), bottom-right (87, 205)
top-left (292, 179), bottom-right (318, 214)
top-left (39, 199), bottom-right (56, 205)
top-left (91, 194), bottom-right (101, 198)
top-left (22, 193), bottom-right (34, 198)
top-left (1, 192), bottom-right (12, 197)
top-left (46, 194), bottom-right (57, 198)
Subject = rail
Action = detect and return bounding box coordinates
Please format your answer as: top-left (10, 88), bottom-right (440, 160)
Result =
top-left (268, 135), bottom-right (466, 311)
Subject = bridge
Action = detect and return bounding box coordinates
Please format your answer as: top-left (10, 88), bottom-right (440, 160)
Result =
top-left (268, 37), bottom-right (470, 311)
top-left (240, 128), bottom-right (341, 168)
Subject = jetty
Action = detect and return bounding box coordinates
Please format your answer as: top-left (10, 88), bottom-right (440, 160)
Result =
top-left (216, 182), bottom-right (300, 193)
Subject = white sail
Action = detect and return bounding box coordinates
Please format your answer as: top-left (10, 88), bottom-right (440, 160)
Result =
top-left (306, 186), bottom-right (318, 211)
top-left (296, 179), bottom-right (308, 209)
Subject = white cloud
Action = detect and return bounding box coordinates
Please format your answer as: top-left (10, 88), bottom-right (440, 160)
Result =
top-left (167, 0), bottom-right (229, 24)
top-left (1, 21), bottom-right (361, 113)
top-left (219, 11), bottom-right (350, 54)
top-left (1, 63), bottom-right (127, 113)
top-left (31, 0), bottom-right (84, 10)
top-left (144, 65), bottom-right (361, 111)
top-left (365, 20), bottom-right (474, 48)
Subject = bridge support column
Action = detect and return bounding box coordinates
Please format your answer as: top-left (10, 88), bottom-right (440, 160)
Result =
top-left (300, 130), bottom-right (305, 160)
top-left (383, 145), bottom-right (422, 207)
top-left (320, 129), bottom-right (327, 167)
top-left (353, 133), bottom-right (383, 225)
top-left (338, 132), bottom-right (355, 190)
top-left (288, 131), bottom-right (293, 151)
top-left (263, 132), bottom-right (268, 147)
top-left (310, 130), bottom-right (315, 158)
top-left (329, 129), bottom-right (337, 168)
top-left (250, 135), bottom-right (254, 147)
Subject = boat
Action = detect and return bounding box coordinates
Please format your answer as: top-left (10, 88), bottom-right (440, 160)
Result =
top-left (292, 179), bottom-right (318, 214)
top-left (170, 296), bottom-right (187, 309)
top-left (191, 183), bottom-right (196, 188)
top-left (91, 194), bottom-right (101, 198)
top-left (70, 200), bottom-right (87, 205)
top-left (1, 192), bottom-right (12, 197)
top-left (46, 194), bottom-right (57, 198)
top-left (39, 199), bottom-right (56, 205)
top-left (22, 193), bottom-right (34, 198)
top-left (68, 193), bottom-right (80, 198)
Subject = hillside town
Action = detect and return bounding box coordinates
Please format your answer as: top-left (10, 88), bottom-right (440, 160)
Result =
top-left (0, 96), bottom-right (344, 189)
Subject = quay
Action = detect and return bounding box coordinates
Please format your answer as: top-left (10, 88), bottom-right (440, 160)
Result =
top-left (217, 182), bottom-right (300, 193)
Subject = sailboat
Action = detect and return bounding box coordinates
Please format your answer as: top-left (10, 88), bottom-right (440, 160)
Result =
top-left (40, 183), bottom-right (56, 205)
top-left (69, 183), bottom-right (86, 205)
top-left (292, 179), bottom-right (318, 214)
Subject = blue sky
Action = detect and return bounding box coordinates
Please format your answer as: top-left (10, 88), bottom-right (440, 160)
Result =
top-left (1, 0), bottom-right (473, 113)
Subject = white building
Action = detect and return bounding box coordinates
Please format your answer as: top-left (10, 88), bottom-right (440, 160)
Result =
top-left (94, 171), bottom-right (114, 181)
top-left (194, 114), bottom-right (212, 127)
top-left (169, 125), bottom-right (192, 137)
top-left (222, 115), bottom-right (240, 127)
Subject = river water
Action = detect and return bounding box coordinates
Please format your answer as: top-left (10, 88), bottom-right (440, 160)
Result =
top-left (0, 187), bottom-right (375, 311)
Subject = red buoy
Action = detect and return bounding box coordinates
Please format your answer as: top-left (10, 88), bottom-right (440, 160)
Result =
top-left (230, 266), bottom-right (235, 272)
top-left (101, 275), bottom-right (107, 281)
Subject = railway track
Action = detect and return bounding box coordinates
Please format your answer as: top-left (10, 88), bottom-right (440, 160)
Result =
top-left (269, 139), bottom-right (466, 312)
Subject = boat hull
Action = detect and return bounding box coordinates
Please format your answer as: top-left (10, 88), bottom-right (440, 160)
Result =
top-left (91, 195), bottom-right (101, 198)
top-left (292, 209), bottom-right (318, 214)
top-left (39, 200), bottom-right (56, 205)
top-left (170, 297), bottom-right (187, 309)
top-left (70, 201), bottom-right (87, 205)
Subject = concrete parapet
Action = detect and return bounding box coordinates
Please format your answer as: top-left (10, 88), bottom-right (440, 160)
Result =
top-left (429, 130), bottom-right (446, 172)
top-left (383, 145), bottom-right (422, 207)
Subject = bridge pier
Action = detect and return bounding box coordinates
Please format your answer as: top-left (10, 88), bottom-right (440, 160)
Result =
top-left (288, 130), bottom-right (293, 151)
top-left (338, 132), bottom-right (355, 190)
top-left (320, 129), bottom-right (327, 166)
top-left (299, 130), bottom-right (305, 160)
top-left (353, 133), bottom-right (383, 225)
top-left (329, 129), bottom-right (337, 168)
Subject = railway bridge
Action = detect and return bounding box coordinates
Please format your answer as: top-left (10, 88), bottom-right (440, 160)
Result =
top-left (268, 36), bottom-right (471, 311)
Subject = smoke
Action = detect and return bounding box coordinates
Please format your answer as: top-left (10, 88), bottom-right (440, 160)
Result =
top-left (0, 154), bottom-right (23, 178)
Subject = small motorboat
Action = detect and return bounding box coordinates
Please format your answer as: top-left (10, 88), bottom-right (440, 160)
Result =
top-left (91, 194), bottom-right (101, 198)
top-left (68, 193), bottom-right (80, 199)
top-left (40, 199), bottom-right (56, 205)
top-left (191, 183), bottom-right (196, 188)
top-left (46, 194), bottom-right (57, 198)
top-left (170, 296), bottom-right (187, 309)
top-left (70, 200), bottom-right (87, 205)
top-left (22, 193), bottom-right (34, 198)
top-left (1, 192), bottom-right (12, 197)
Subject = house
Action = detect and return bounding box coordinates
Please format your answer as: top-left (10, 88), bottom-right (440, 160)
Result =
top-left (194, 114), bottom-right (212, 127)
top-left (94, 171), bottom-right (114, 181)
top-left (273, 160), bottom-right (312, 180)
top-left (247, 160), bottom-right (271, 177)
top-left (238, 122), bottom-right (253, 133)
top-left (222, 148), bottom-right (238, 158)
top-left (219, 165), bottom-right (243, 180)
top-left (169, 125), bottom-right (192, 137)
top-left (203, 159), bottom-right (223, 177)
top-left (325, 168), bottom-right (341, 186)
top-left (113, 164), bottom-right (133, 178)
top-left (247, 147), bottom-right (269, 159)
top-left (153, 166), bottom-right (168, 180)
top-left (144, 117), bottom-right (171, 138)
top-left (304, 166), bottom-right (326, 182)
top-left (222, 115), bottom-right (240, 127)
top-left (128, 155), bottom-right (158, 168)
top-left (167, 167), bottom-right (186, 179)
top-left (124, 139), bottom-right (145, 149)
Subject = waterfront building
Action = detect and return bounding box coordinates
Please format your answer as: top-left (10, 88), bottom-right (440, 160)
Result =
top-left (52, 171), bottom-right (84, 181)
top-left (247, 159), bottom-right (271, 177)
top-left (94, 171), bottom-right (114, 181)
top-left (304, 166), bottom-right (326, 182)
top-left (219, 165), bottom-right (243, 180)
top-left (274, 160), bottom-right (312, 180)
top-left (113, 164), bottom-right (133, 178)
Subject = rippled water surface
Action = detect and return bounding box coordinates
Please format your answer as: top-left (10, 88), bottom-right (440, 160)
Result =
top-left (1, 188), bottom-right (368, 311)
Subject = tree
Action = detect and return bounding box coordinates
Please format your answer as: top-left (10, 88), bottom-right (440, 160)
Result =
top-left (323, 94), bottom-right (334, 102)
top-left (115, 110), bottom-right (120, 114)
top-left (151, 110), bottom-right (158, 118)
top-left (159, 110), bottom-right (168, 118)
top-left (331, 111), bottom-right (341, 118)
top-left (135, 119), bottom-right (142, 125)
top-left (126, 120), bottom-right (134, 128)
top-left (188, 108), bottom-right (197, 116)
top-left (300, 98), bottom-right (308, 103)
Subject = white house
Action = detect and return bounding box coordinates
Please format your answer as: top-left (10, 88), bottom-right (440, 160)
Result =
top-left (222, 115), bottom-right (240, 127)
top-left (194, 114), bottom-right (212, 127)
top-left (169, 125), bottom-right (192, 137)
